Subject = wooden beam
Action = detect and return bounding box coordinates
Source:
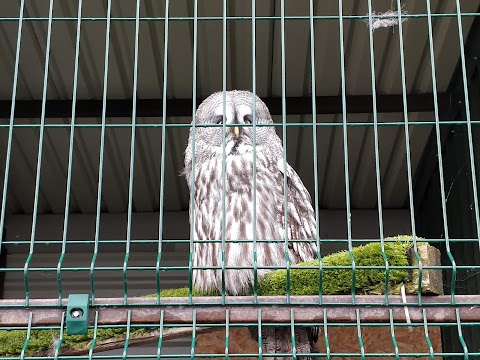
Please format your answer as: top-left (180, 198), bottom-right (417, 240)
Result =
top-left (0, 93), bottom-right (449, 118)
top-left (1, 295), bottom-right (479, 326)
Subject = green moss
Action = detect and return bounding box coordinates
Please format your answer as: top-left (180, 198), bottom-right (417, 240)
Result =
top-left (257, 240), bottom-right (411, 296)
top-left (147, 287), bottom-right (212, 298)
top-left (0, 236), bottom-right (422, 357)
top-left (0, 327), bottom-right (151, 357)
top-left (0, 330), bottom-right (59, 357)
top-left (62, 327), bottom-right (131, 349)
top-left (0, 330), bottom-right (28, 357)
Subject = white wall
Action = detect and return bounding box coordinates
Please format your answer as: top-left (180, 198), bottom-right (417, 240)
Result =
top-left (4, 209), bottom-right (412, 250)
top-left (2, 209), bottom-right (412, 299)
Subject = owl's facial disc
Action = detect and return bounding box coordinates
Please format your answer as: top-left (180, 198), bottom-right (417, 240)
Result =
top-left (212, 104), bottom-right (254, 153)
top-left (213, 116), bottom-right (246, 143)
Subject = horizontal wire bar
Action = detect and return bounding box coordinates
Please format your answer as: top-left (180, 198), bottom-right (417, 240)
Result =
top-left (0, 13), bottom-right (479, 22)
top-left (2, 353), bottom-right (480, 360)
top-left (2, 295), bottom-right (480, 326)
top-left (2, 295), bottom-right (480, 308)
top-left (4, 321), bottom-right (480, 331)
top-left (132, 352), bottom-right (480, 358)
top-left (178, 353), bottom-right (480, 358)
top-left (1, 238), bottom-right (478, 245)
top-left (3, 321), bottom-right (480, 334)
top-left (0, 264), bottom-right (467, 272)
top-left (2, 120), bottom-right (480, 128)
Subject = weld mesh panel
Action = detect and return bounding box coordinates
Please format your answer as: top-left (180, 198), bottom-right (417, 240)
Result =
top-left (0, 0), bottom-right (480, 359)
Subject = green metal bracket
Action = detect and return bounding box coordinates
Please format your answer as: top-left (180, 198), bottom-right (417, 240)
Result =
top-left (66, 294), bottom-right (90, 335)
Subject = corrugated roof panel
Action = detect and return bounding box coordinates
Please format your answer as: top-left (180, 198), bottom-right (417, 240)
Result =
top-left (1, 0), bottom-right (478, 214)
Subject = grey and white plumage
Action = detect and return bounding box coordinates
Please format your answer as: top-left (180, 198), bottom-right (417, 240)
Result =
top-left (183, 90), bottom-right (319, 358)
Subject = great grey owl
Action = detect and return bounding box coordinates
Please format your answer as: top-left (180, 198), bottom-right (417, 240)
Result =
top-left (183, 90), bottom-right (319, 359)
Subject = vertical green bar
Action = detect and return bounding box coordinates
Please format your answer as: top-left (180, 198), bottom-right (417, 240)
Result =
top-left (58, 0), bottom-right (83, 306)
top-left (337, 0), bottom-right (355, 303)
top-left (224, 309), bottom-right (230, 360)
top-left (157, 0), bottom-right (170, 304)
top-left (366, 0), bottom-right (389, 303)
top-left (388, 309), bottom-right (399, 360)
top-left (88, 312), bottom-right (99, 360)
top-left (20, 312), bottom-right (33, 360)
top-left (251, 0), bottom-right (258, 303)
top-left (25, 0), bottom-right (55, 306)
top-left (454, 0), bottom-right (480, 247)
top-left (91, 0), bottom-right (113, 305)
top-left (190, 310), bottom-right (197, 360)
top-left (123, 0), bottom-right (142, 306)
top-left (455, 308), bottom-right (469, 360)
top-left (188, 0), bottom-right (199, 304)
top-left (221, 0), bottom-right (228, 303)
top-left (308, 0), bottom-right (322, 302)
top-left (422, 309), bottom-right (434, 360)
top-left (0, 0), bottom-right (25, 253)
top-left (257, 309), bottom-right (263, 360)
top-left (425, 0), bottom-right (456, 302)
top-left (156, 310), bottom-right (165, 360)
top-left (323, 309), bottom-right (330, 360)
top-left (395, 0), bottom-right (423, 304)
top-left (290, 309), bottom-right (297, 360)
top-left (355, 309), bottom-right (365, 360)
top-left (54, 313), bottom-right (66, 360)
top-left (280, 0), bottom-right (291, 304)
top-left (122, 310), bottom-right (132, 360)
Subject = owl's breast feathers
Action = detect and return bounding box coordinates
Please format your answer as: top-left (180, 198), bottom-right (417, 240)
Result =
top-left (190, 150), bottom-right (317, 295)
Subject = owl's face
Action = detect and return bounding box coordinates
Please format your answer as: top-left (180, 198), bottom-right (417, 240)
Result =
top-left (190, 90), bottom-right (278, 157)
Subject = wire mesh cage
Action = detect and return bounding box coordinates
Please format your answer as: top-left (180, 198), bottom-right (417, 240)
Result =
top-left (1, 0), bottom-right (480, 359)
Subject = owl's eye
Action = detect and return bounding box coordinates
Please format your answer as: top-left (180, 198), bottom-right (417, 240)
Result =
top-left (244, 115), bottom-right (253, 124)
top-left (215, 116), bottom-right (223, 125)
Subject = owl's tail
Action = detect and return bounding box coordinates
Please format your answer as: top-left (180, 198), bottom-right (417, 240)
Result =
top-left (249, 326), bottom-right (318, 360)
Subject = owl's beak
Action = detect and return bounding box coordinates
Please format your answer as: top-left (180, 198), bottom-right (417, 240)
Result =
top-left (233, 126), bottom-right (240, 138)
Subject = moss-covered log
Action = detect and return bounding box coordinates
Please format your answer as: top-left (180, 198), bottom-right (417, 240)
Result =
top-left (0, 236), bottom-right (442, 357)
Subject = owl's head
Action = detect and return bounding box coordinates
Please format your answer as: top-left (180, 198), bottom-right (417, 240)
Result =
top-left (184, 90), bottom-right (281, 175)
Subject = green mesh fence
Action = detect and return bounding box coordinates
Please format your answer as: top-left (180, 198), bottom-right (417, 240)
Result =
top-left (1, 0), bottom-right (480, 359)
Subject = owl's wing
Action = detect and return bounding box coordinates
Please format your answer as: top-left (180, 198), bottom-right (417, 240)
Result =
top-left (276, 159), bottom-right (318, 263)
top-left (276, 160), bottom-right (320, 356)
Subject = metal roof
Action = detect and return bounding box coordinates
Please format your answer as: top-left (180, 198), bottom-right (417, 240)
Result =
top-left (0, 0), bottom-right (478, 214)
